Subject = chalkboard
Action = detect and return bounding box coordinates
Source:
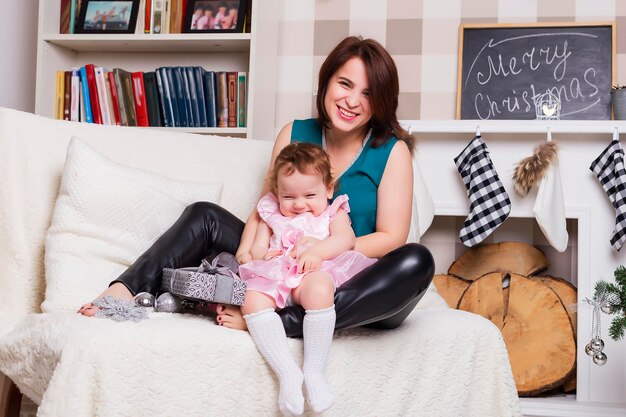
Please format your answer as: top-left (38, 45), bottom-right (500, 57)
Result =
top-left (457, 23), bottom-right (615, 120)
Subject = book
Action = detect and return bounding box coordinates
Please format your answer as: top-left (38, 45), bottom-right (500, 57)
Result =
top-left (107, 71), bottom-right (122, 125)
top-left (215, 71), bottom-right (229, 128)
top-left (163, 0), bottom-right (171, 34)
top-left (104, 75), bottom-right (118, 126)
top-left (237, 72), bottom-right (246, 127)
top-left (70, 69), bottom-right (80, 122)
top-left (151, 0), bottom-right (164, 34)
top-left (55, 71), bottom-right (65, 120)
top-left (60, 0), bottom-right (71, 34)
top-left (227, 71), bottom-right (237, 128)
top-left (156, 68), bottom-right (174, 127)
top-left (186, 67), bottom-right (200, 127)
top-left (144, 0), bottom-right (152, 33)
top-left (202, 69), bottom-right (217, 128)
top-left (143, 71), bottom-right (162, 126)
top-left (169, 0), bottom-right (183, 33)
top-left (69, 0), bottom-right (78, 34)
top-left (113, 68), bottom-right (136, 126)
top-left (165, 67), bottom-right (180, 126)
top-left (94, 66), bottom-right (112, 125)
top-left (193, 67), bottom-right (208, 127)
top-left (131, 72), bottom-right (150, 127)
top-left (172, 67), bottom-right (187, 127)
top-left (79, 66), bottom-right (93, 123)
top-left (79, 79), bottom-right (86, 122)
top-left (63, 71), bottom-right (72, 121)
top-left (180, 67), bottom-right (194, 127)
top-left (84, 64), bottom-right (102, 124)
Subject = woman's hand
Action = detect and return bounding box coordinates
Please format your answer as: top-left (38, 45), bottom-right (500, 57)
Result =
top-left (236, 251), bottom-right (253, 264)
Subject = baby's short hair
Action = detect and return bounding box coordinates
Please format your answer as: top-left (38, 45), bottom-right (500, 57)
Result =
top-left (271, 143), bottom-right (333, 192)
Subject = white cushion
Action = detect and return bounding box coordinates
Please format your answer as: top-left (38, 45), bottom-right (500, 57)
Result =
top-left (42, 138), bottom-right (223, 312)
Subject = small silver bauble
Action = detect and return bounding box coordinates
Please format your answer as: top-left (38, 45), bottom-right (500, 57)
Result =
top-left (155, 292), bottom-right (182, 313)
top-left (601, 304), bottom-right (617, 314)
top-left (590, 337), bottom-right (605, 352)
top-left (593, 351), bottom-right (608, 366)
top-left (584, 343), bottom-right (594, 356)
top-left (134, 292), bottom-right (156, 308)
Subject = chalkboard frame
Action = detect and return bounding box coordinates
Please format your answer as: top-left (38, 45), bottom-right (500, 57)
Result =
top-left (456, 21), bottom-right (616, 120)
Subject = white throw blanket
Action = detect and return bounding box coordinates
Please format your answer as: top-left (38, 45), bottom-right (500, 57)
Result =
top-left (0, 307), bottom-right (521, 417)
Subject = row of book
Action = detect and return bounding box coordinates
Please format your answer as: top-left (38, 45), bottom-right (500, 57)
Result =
top-left (55, 64), bottom-right (247, 128)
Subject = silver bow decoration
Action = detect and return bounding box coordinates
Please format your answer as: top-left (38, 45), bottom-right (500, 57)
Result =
top-left (198, 253), bottom-right (240, 280)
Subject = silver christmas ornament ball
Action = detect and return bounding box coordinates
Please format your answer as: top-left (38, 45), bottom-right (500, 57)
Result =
top-left (601, 304), bottom-right (617, 314)
top-left (155, 292), bottom-right (182, 313)
top-left (584, 342), bottom-right (594, 356)
top-left (590, 337), bottom-right (605, 352)
top-left (593, 351), bottom-right (608, 366)
top-left (134, 292), bottom-right (156, 308)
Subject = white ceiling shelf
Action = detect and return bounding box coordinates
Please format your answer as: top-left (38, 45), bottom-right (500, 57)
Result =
top-left (42, 34), bottom-right (251, 52)
top-left (401, 119), bottom-right (626, 135)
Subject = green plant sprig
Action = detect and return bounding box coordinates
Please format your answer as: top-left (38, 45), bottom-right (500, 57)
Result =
top-left (594, 265), bottom-right (626, 341)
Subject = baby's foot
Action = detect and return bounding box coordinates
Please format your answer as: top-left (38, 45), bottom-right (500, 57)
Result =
top-left (279, 369), bottom-right (304, 416)
top-left (216, 304), bottom-right (247, 330)
top-left (77, 282), bottom-right (133, 316)
top-left (305, 372), bottom-right (335, 413)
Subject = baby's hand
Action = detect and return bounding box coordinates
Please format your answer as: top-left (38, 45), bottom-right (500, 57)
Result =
top-left (264, 249), bottom-right (283, 260)
top-left (236, 252), bottom-right (252, 264)
top-left (289, 236), bottom-right (321, 259)
top-left (297, 250), bottom-right (322, 274)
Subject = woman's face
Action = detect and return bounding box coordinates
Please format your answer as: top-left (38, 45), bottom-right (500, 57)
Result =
top-left (276, 168), bottom-right (332, 217)
top-left (323, 56), bottom-right (372, 135)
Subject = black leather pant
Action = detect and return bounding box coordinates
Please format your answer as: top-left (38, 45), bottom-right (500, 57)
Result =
top-left (113, 202), bottom-right (435, 337)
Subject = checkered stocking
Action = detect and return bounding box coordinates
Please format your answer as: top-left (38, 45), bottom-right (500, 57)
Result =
top-left (454, 136), bottom-right (511, 246)
top-left (589, 139), bottom-right (626, 251)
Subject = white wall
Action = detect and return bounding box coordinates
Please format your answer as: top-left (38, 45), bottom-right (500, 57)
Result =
top-left (0, 0), bottom-right (38, 112)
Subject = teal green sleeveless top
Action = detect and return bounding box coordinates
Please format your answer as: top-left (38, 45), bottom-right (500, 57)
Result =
top-left (290, 118), bottom-right (398, 237)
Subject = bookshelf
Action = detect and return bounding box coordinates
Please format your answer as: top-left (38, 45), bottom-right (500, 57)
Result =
top-left (35, 0), bottom-right (279, 139)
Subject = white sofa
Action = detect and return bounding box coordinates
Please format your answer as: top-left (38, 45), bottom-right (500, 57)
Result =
top-left (0, 108), bottom-right (521, 417)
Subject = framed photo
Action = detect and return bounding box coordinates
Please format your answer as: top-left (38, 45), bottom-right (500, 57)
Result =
top-left (76, 0), bottom-right (140, 34)
top-left (184, 0), bottom-right (248, 33)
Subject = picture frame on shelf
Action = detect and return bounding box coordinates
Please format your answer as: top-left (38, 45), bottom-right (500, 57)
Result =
top-left (183, 0), bottom-right (248, 33)
top-left (75, 0), bottom-right (140, 34)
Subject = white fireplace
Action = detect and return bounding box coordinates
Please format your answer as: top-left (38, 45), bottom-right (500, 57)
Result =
top-left (403, 119), bottom-right (626, 417)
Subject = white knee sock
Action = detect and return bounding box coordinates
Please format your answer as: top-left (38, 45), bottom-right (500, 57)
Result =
top-left (303, 305), bottom-right (336, 413)
top-left (245, 309), bottom-right (304, 416)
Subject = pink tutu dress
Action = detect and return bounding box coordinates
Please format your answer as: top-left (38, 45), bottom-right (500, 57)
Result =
top-left (238, 193), bottom-right (377, 308)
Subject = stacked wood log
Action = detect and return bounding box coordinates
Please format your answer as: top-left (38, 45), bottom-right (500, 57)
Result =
top-left (433, 241), bottom-right (577, 396)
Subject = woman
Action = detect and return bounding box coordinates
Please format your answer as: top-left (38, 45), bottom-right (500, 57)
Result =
top-left (79, 36), bottom-right (434, 338)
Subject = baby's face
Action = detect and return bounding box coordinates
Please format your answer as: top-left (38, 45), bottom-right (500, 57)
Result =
top-left (276, 169), bottom-right (332, 217)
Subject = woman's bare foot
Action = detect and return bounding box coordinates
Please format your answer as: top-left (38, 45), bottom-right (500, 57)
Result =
top-left (77, 282), bottom-right (134, 317)
top-left (216, 304), bottom-right (247, 330)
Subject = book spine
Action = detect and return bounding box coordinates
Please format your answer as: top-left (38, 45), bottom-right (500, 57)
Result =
top-left (79, 67), bottom-right (93, 123)
top-left (55, 71), bottom-right (64, 120)
top-left (165, 67), bottom-right (180, 127)
top-left (70, 69), bottom-right (80, 122)
top-left (155, 68), bottom-right (171, 127)
top-left (227, 72), bottom-right (237, 128)
top-left (69, 0), bottom-right (77, 34)
top-left (186, 67), bottom-right (200, 127)
top-left (113, 69), bottom-right (129, 126)
top-left (172, 67), bottom-right (187, 127)
top-left (193, 67), bottom-right (207, 127)
top-left (79, 79), bottom-right (86, 122)
top-left (143, 71), bottom-right (162, 126)
top-left (144, 0), bottom-right (152, 33)
top-left (60, 0), bottom-right (71, 34)
top-left (237, 72), bottom-right (246, 128)
top-left (63, 71), bottom-right (72, 121)
top-left (131, 72), bottom-right (150, 127)
top-left (203, 71), bottom-right (217, 128)
top-left (94, 67), bottom-right (112, 125)
top-left (104, 75), bottom-right (118, 125)
top-left (215, 71), bottom-right (229, 128)
top-left (85, 64), bottom-right (102, 124)
top-left (151, 0), bottom-right (164, 34)
top-left (180, 67), bottom-right (194, 127)
top-left (107, 71), bottom-right (122, 125)
top-left (163, 0), bottom-right (171, 34)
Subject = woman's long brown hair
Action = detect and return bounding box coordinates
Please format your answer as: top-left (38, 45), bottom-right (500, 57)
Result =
top-left (316, 36), bottom-right (414, 153)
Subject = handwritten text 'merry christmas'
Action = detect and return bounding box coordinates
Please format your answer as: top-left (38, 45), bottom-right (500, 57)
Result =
top-left (467, 33), bottom-right (600, 119)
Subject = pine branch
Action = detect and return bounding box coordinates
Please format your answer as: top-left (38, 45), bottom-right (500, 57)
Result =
top-left (609, 315), bottom-right (626, 341)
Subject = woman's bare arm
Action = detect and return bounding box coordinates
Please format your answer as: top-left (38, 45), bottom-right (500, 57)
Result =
top-left (354, 140), bottom-right (413, 258)
top-left (235, 122), bottom-right (293, 262)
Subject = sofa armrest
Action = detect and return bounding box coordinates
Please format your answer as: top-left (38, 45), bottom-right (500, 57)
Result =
top-left (0, 373), bottom-right (22, 417)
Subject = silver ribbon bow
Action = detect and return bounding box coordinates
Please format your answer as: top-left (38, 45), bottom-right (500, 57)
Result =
top-left (197, 253), bottom-right (240, 279)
